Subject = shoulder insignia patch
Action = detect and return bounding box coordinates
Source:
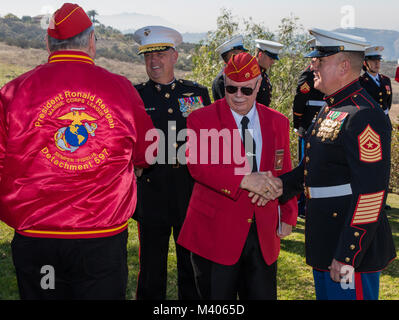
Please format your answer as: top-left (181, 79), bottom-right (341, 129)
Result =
top-left (358, 125), bottom-right (382, 163)
top-left (351, 191), bottom-right (385, 225)
top-left (300, 82), bottom-right (311, 94)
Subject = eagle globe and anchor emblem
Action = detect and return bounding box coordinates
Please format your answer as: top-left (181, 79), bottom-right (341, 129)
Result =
top-left (54, 107), bottom-right (98, 152)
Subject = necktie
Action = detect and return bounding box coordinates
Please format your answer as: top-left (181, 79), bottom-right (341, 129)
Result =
top-left (375, 75), bottom-right (380, 87)
top-left (241, 116), bottom-right (258, 172)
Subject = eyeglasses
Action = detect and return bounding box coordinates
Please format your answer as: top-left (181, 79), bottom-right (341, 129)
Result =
top-left (225, 80), bottom-right (258, 96)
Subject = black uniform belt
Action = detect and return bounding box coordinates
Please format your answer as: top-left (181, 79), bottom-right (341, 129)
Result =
top-left (304, 184), bottom-right (352, 199)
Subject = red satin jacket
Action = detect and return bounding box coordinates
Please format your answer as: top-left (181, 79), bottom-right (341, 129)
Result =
top-left (177, 99), bottom-right (298, 266)
top-left (0, 50), bottom-right (155, 238)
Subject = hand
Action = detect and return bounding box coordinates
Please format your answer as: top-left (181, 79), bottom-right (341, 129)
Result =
top-left (248, 192), bottom-right (270, 206)
top-left (134, 167), bottom-right (143, 178)
top-left (240, 171), bottom-right (282, 199)
top-left (277, 222), bottom-right (292, 239)
top-left (328, 259), bottom-right (354, 283)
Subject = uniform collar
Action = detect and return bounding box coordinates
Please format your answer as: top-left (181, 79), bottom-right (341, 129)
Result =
top-left (366, 72), bottom-right (380, 85)
top-left (48, 50), bottom-right (95, 65)
top-left (149, 78), bottom-right (177, 92)
top-left (324, 79), bottom-right (362, 107)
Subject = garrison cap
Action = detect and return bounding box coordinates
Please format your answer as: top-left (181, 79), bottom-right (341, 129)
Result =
top-left (133, 26), bottom-right (182, 54)
top-left (305, 28), bottom-right (369, 58)
top-left (255, 39), bottom-right (283, 60)
top-left (216, 35), bottom-right (248, 57)
top-left (224, 52), bottom-right (261, 82)
top-left (365, 46), bottom-right (384, 60)
top-left (47, 3), bottom-right (93, 40)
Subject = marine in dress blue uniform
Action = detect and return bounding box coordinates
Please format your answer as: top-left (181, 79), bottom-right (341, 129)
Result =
top-left (292, 38), bottom-right (325, 217)
top-left (254, 39), bottom-right (283, 107)
top-left (359, 46), bottom-right (392, 117)
top-left (279, 28), bottom-right (396, 300)
top-left (132, 26), bottom-right (211, 300)
top-left (212, 35), bottom-right (247, 101)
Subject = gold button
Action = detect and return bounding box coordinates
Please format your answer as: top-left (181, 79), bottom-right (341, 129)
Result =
top-left (306, 142), bottom-right (311, 149)
top-left (353, 95), bottom-right (357, 98)
top-left (173, 142), bottom-right (178, 148)
top-left (171, 83), bottom-right (176, 90)
top-left (248, 218), bottom-right (253, 223)
top-left (305, 156), bottom-right (310, 163)
top-left (379, 98), bottom-right (383, 102)
top-left (168, 108), bottom-right (173, 114)
top-left (146, 178), bottom-right (151, 183)
top-left (379, 92), bottom-right (382, 96)
top-left (171, 125), bottom-right (176, 131)
top-left (332, 212), bottom-right (338, 218)
top-left (345, 257), bottom-right (350, 263)
top-left (329, 98), bottom-right (334, 104)
top-left (304, 170), bottom-right (308, 176)
top-left (354, 232), bottom-right (360, 237)
top-left (350, 245), bottom-right (356, 250)
top-left (312, 129), bottom-right (316, 135)
top-left (165, 93), bottom-right (170, 98)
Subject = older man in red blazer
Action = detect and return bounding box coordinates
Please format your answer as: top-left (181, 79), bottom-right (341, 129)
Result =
top-left (177, 52), bottom-right (297, 300)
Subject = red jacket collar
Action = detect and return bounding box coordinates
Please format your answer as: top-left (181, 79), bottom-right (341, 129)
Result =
top-left (48, 50), bottom-right (95, 65)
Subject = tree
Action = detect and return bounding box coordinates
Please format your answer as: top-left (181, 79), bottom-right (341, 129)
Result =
top-left (87, 10), bottom-right (99, 24)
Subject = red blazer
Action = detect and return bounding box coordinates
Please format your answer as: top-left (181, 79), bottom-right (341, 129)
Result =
top-left (177, 98), bottom-right (297, 266)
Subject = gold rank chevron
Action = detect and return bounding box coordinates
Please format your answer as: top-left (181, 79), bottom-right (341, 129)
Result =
top-left (352, 191), bottom-right (384, 225)
top-left (358, 125), bottom-right (382, 163)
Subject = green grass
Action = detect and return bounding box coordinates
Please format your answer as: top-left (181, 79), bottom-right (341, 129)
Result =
top-left (0, 62), bottom-right (28, 87)
top-left (1, 194), bottom-right (398, 300)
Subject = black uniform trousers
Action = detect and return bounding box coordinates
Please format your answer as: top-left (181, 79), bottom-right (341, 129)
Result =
top-left (190, 221), bottom-right (277, 300)
top-left (136, 223), bottom-right (197, 300)
top-left (11, 230), bottom-right (128, 300)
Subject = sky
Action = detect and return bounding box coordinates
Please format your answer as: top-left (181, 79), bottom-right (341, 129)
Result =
top-left (0, 0), bottom-right (398, 33)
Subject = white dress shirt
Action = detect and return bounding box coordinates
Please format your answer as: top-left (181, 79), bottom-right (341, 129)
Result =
top-left (230, 103), bottom-right (263, 168)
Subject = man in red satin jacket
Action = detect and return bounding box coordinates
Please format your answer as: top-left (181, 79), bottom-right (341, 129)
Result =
top-left (0, 3), bottom-right (155, 299)
top-left (177, 52), bottom-right (297, 300)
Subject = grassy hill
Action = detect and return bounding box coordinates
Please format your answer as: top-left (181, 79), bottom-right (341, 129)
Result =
top-left (0, 42), bottom-right (191, 87)
top-left (0, 14), bottom-right (195, 72)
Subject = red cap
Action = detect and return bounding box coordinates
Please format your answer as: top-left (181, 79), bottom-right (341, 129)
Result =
top-left (224, 52), bottom-right (261, 82)
top-left (395, 66), bottom-right (399, 83)
top-left (47, 3), bottom-right (93, 40)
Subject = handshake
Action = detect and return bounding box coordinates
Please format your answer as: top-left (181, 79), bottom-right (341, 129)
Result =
top-left (240, 171), bottom-right (283, 207)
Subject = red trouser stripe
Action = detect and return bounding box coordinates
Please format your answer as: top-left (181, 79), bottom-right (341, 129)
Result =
top-left (355, 272), bottom-right (364, 300)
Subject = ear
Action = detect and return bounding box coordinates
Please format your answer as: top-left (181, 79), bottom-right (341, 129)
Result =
top-left (254, 76), bottom-right (262, 95)
top-left (341, 59), bottom-right (350, 75)
top-left (88, 31), bottom-right (96, 59)
top-left (45, 36), bottom-right (51, 55)
top-left (172, 48), bottom-right (179, 64)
